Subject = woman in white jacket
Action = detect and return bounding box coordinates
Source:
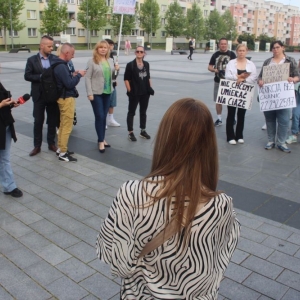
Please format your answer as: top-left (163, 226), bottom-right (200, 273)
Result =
top-left (225, 44), bottom-right (257, 144)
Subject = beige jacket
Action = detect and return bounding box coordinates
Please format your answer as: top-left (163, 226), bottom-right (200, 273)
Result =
top-left (85, 58), bottom-right (117, 96)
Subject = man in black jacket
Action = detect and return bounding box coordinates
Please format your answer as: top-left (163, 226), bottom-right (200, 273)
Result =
top-left (53, 43), bottom-right (86, 162)
top-left (24, 35), bottom-right (59, 156)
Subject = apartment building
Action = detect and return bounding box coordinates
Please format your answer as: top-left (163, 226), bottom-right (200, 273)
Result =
top-left (0, 0), bottom-right (299, 47)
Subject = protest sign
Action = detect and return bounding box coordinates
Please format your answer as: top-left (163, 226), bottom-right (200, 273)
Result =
top-left (216, 79), bottom-right (256, 110)
top-left (258, 81), bottom-right (296, 112)
top-left (113, 0), bottom-right (136, 14)
top-left (262, 63), bottom-right (290, 84)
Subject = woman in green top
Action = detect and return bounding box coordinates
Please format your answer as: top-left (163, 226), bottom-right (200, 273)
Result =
top-left (85, 40), bottom-right (119, 153)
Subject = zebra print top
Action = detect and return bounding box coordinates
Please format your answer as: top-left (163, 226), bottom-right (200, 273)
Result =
top-left (96, 178), bottom-right (240, 300)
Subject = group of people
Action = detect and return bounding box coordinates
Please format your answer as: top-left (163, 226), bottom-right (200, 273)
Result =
top-left (208, 38), bottom-right (300, 153)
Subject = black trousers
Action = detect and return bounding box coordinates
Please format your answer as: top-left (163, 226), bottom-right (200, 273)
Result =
top-left (226, 106), bottom-right (246, 141)
top-left (32, 99), bottom-right (59, 147)
top-left (127, 94), bottom-right (150, 132)
top-left (188, 47), bottom-right (193, 59)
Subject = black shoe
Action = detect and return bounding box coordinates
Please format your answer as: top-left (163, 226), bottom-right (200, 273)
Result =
top-left (4, 188), bottom-right (23, 198)
top-left (140, 130), bottom-right (151, 139)
top-left (214, 119), bottom-right (222, 126)
top-left (56, 150), bottom-right (74, 157)
top-left (128, 132), bottom-right (137, 141)
top-left (59, 152), bottom-right (77, 162)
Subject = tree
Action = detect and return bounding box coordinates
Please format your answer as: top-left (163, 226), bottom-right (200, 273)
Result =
top-left (221, 10), bottom-right (238, 41)
top-left (0, 0), bottom-right (25, 50)
top-left (185, 3), bottom-right (204, 42)
top-left (237, 33), bottom-right (256, 50)
top-left (257, 33), bottom-right (275, 50)
top-left (165, 0), bottom-right (186, 38)
top-left (110, 14), bottom-right (136, 36)
top-left (139, 0), bottom-right (160, 43)
top-left (204, 9), bottom-right (225, 41)
top-left (40, 0), bottom-right (69, 36)
top-left (77, 0), bottom-right (108, 48)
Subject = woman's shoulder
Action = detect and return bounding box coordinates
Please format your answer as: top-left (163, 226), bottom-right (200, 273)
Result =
top-left (213, 192), bottom-right (233, 209)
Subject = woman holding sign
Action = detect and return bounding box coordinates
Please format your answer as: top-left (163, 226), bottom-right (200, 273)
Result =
top-left (258, 40), bottom-right (299, 153)
top-left (225, 44), bottom-right (257, 145)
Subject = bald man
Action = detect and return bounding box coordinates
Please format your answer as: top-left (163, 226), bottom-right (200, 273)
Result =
top-left (25, 35), bottom-right (59, 156)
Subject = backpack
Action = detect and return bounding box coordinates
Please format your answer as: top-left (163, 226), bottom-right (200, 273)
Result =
top-left (40, 62), bottom-right (66, 104)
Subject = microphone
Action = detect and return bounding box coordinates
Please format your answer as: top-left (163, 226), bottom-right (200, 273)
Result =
top-left (18, 94), bottom-right (31, 104)
top-left (10, 94), bottom-right (31, 108)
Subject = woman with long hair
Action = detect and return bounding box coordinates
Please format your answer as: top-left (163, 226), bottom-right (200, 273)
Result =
top-left (85, 40), bottom-right (119, 153)
top-left (225, 44), bottom-right (257, 144)
top-left (96, 98), bottom-right (240, 299)
top-left (258, 40), bottom-right (299, 153)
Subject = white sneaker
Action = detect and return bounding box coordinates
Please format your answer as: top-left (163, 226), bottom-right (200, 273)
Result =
top-left (262, 124), bottom-right (267, 130)
top-left (237, 139), bottom-right (244, 144)
top-left (107, 119), bottom-right (121, 127)
top-left (228, 140), bottom-right (237, 145)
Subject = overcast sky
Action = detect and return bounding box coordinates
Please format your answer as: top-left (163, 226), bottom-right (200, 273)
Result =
top-left (275, 0), bottom-right (300, 8)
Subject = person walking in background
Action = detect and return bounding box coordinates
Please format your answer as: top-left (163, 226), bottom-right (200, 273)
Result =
top-left (208, 38), bottom-right (236, 126)
top-left (52, 43), bottom-right (86, 162)
top-left (187, 37), bottom-right (194, 60)
top-left (124, 46), bottom-right (154, 142)
top-left (96, 98), bottom-right (240, 299)
top-left (85, 41), bottom-right (119, 153)
top-left (0, 82), bottom-right (23, 198)
top-left (225, 44), bottom-right (257, 145)
top-left (105, 39), bottom-right (120, 127)
top-left (24, 35), bottom-right (59, 156)
top-left (258, 40), bottom-right (299, 153)
top-left (125, 39), bottom-right (131, 55)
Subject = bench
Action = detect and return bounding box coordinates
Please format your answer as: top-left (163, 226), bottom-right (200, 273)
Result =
top-left (171, 50), bottom-right (188, 55)
top-left (9, 48), bottom-right (31, 53)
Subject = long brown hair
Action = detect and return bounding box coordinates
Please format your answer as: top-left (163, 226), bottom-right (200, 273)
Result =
top-left (145, 98), bottom-right (220, 244)
top-left (93, 40), bottom-right (110, 64)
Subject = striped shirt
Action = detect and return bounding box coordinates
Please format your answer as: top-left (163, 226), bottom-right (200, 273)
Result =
top-left (96, 177), bottom-right (240, 299)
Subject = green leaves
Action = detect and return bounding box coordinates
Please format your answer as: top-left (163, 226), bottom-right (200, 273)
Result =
top-left (40, 0), bottom-right (69, 36)
top-left (185, 3), bottom-right (204, 41)
top-left (165, 0), bottom-right (185, 38)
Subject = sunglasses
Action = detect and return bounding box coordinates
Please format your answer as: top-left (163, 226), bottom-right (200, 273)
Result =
top-left (136, 50), bottom-right (144, 53)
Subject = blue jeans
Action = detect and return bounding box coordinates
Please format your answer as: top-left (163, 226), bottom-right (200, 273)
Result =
top-left (264, 109), bottom-right (290, 146)
top-left (90, 94), bottom-right (111, 142)
top-left (0, 127), bottom-right (17, 193)
top-left (109, 89), bottom-right (117, 108)
top-left (291, 90), bottom-right (300, 135)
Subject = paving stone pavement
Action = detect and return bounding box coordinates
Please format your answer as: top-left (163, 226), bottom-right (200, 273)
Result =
top-left (0, 50), bottom-right (300, 299)
top-left (0, 134), bottom-right (299, 300)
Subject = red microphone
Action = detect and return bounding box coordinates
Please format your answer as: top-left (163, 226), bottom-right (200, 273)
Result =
top-left (18, 94), bottom-right (31, 104)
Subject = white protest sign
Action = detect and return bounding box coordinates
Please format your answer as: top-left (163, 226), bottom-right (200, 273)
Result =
top-left (262, 63), bottom-right (290, 84)
top-left (259, 81), bottom-right (296, 112)
top-left (113, 0), bottom-right (136, 15)
top-left (216, 79), bottom-right (256, 110)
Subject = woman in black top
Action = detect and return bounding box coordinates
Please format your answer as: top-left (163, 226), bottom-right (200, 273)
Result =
top-left (0, 82), bottom-right (23, 197)
top-left (124, 46), bottom-right (154, 142)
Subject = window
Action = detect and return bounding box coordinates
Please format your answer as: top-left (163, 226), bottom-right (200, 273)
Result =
top-left (77, 0), bottom-right (83, 4)
top-left (140, 30), bottom-right (145, 36)
top-left (28, 28), bottom-right (37, 37)
top-left (151, 32), bottom-right (156, 37)
top-left (27, 10), bottom-right (37, 19)
top-left (131, 29), bottom-right (138, 36)
top-left (204, 10), bottom-right (208, 16)
top-left (65, 0), bottom-right (75, 3)
top-left (9, 30), bottom-right (18, 37)
top-left (91, 30), bottom-right (98, 36)
top-left (78, 28), bottom-right (85, 36)
top-left (69, 12), bottom-right (75, 20)
top-left (161, 31), bottom-right (166, 37)
top-left (161, 18), bottom-right (165, 25)
top-left (106, 0), bottom-right (111, 6)
top-left (161, 5), bottom-right (167, 12)
top-left (64, 27), bottom-right (76, 35)
top-left (105, 29), bottom-right (111, 35)
top-left (0, 29), bottom-right (2, 37)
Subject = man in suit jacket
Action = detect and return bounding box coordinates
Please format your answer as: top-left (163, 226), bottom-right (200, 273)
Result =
top-left (24, 35), bottom-right (59, 156)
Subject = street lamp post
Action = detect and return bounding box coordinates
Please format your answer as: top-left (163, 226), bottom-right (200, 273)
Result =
top-left (87, 0), bottom-right (89, 49)
top-left (9, 0), bottom-right (14, 49)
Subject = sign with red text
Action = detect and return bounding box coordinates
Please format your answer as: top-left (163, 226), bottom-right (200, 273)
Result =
top-left (216, 79), bottom-right (256, 110)
top-left (258, 81), bottom-right (296, 111)
top-left (113, 0), bottom-right (136, 15)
